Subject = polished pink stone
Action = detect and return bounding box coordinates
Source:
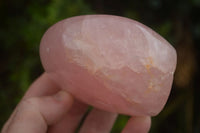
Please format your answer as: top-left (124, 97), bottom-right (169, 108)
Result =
top-left (40, 15), bottom-right (177, 116)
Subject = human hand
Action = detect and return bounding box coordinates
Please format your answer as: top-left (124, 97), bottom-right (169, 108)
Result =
top-left (1, 73), bottom-right (151, 133)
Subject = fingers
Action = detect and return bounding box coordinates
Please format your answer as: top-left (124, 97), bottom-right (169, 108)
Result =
top-left (2, 73), bottom-right (61, 132)
top-left (2, 91), bottom-right (74, 133)
top-left (48, 100), bottom-right (88, 133)
top-left (23, 73), bottom-right (60, 99)
top-left (2, 72), bottom-right (152, 133)
top-left (122, 116), bottom-right (151, 133)
top-left (79, 108), bottom-right (118, 133)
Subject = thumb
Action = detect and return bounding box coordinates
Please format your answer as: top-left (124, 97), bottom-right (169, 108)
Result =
top-left (2, 90), bottom-right (74, 133)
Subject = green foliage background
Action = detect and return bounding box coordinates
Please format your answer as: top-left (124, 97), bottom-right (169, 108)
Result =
top-left (0, 0), bottom-right (200, 132)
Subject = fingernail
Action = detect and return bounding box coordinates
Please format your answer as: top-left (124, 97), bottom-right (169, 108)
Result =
top-left (54, 91), bottom-right (67, 101)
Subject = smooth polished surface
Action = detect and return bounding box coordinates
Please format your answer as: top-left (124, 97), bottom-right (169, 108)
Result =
top-left (40, 15), bottom-right (177, 116)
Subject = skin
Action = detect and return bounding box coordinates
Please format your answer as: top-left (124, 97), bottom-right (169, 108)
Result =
top-left (1, 73), bottom-right (151, 133)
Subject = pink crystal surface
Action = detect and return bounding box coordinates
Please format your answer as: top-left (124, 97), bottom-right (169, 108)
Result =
top-left (40, 15), bottom-right (177, 116)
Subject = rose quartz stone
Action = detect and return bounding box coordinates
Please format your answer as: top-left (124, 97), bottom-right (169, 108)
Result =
top-left (40, 15), bottom-right (177, 116)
